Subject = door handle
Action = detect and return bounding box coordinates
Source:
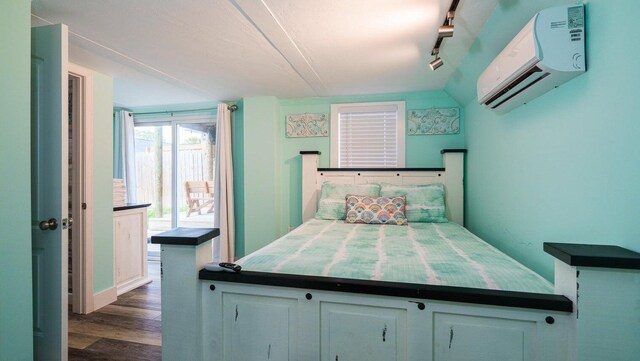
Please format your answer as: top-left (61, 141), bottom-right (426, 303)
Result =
top-left (39, 218), bottom-right (58, 231)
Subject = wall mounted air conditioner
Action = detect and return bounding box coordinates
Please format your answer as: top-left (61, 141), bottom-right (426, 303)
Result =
top-left (477, 4), bottom-right (586, 113)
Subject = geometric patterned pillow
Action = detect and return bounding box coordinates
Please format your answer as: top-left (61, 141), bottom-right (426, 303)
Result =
top-left (344, 194), bottom-right (408, 225)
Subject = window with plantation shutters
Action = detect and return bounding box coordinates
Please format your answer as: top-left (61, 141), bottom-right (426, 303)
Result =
top-left (330, 101), bottom-right (405, 168)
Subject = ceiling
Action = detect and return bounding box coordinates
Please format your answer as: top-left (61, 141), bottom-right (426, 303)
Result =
top-left (31, 0), bottom-right (498, 108)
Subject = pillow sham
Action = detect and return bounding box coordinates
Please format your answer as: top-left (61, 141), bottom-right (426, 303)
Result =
top-left (379, 183), bottom-right (447, 223)
top-left (315, 182), bottom-right (381, 220)
top-left (344, 194), bottom-right (407, 225)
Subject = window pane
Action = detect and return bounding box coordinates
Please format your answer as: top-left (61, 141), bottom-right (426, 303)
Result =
top-left (177, 123), bottom-right (215, 228)
top-left (134, 125), bottom-right (173, 239)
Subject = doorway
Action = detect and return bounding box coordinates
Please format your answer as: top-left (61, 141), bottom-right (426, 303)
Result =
top-left (133, 114), bottom-right (216, 260)
top-left (68, 63), bottom-right (94, 315)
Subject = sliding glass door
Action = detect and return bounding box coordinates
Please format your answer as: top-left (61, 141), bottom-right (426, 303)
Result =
top-left (134, 115), bottom-right (215, 258)
top-left (176, 123), bottom-right (215, 227)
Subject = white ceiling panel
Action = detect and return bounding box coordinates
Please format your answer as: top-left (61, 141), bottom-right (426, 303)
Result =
top-left (31, 0), bottom-right (498, 107)
top-left (263, 0), bottom-right (450, 95)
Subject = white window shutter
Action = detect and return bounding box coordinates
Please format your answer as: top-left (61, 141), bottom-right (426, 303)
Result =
top-left (330, 102), bottom-right (405, 168)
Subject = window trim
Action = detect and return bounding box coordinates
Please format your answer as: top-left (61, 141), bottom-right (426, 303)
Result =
top-left (330, 101), bottom-right (406, 168)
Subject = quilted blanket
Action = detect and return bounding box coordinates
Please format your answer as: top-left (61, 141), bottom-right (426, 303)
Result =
top-left (238, 219), bottom-right (553, 293)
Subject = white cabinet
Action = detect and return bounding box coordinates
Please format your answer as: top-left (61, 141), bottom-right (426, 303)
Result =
top-left (202, 282), bottom-right (570, 361)
top-left (432, 312), bottom-right (534, 361)
top-left (221, 293), bottom-right (298, 361)
top-left (113, 205), bottom-right (150, 295)
top-left (202, 285), bottom-right (420, 361)
top-left (428, 302), bottom-right (568, 361)
top-left (321, 303), bottom-right (407, 361)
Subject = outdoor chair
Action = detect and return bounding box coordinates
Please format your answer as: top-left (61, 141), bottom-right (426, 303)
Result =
top-left (185, 180), bottom-right (214, 217)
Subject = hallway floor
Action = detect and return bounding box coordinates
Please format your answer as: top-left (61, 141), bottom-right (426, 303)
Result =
top-left (68, 261), bottom-right (161, 361)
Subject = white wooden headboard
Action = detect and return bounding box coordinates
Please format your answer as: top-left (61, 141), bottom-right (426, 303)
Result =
top-left (300, 150), bottom-right (466, 225)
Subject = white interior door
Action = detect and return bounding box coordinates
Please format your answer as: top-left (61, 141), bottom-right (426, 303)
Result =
top-left (31, 23), bottom-right (69, 361)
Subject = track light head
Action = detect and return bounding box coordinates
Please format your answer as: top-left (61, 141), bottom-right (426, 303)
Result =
top-left (439, 10), bottom-right (455, 38)
top-left (429, 56), bottom-right (444, 71)
top-left (438, 25), bottom-right (454, 38)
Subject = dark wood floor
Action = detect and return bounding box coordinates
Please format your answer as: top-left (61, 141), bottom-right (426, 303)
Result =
top-left (68, 261), bottom-right (162, 361)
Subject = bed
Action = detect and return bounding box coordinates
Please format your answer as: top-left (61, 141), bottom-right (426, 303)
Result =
top-left (170, 150), bottom-right (572, 361)
top-left (155, 149), bottom-right (640, 361)
top-left (236, 219), bottom-right (554, 294)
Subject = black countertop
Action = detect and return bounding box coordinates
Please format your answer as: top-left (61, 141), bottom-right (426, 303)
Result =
top-left (544, 243), bottom-right (640, 270)
top-left (113, 203), bottom-right (151, 211)
top-left (151, 227), bottom-right (220, 246)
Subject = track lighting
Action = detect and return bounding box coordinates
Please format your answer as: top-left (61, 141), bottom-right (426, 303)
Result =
top-left (428, 2), bottom-right (459, 72)
top-left (438, 11), bottom-right (455, 38)
top-left (438, 25), bottom-right (454, 38)
top-left (429, 48), bottom-right (443, 71)
top-left (429, 55), bottom-right (443, 71)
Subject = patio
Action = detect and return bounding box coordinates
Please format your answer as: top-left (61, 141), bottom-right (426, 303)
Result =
top-left (148, 210), bottom-right (215, 233)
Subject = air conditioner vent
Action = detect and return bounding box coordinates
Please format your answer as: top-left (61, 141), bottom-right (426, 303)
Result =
top-left (477, 4), bottom-right (586, 113)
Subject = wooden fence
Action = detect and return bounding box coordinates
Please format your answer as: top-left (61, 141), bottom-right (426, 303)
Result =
top-left (135, 145), bottom-right (214, 212)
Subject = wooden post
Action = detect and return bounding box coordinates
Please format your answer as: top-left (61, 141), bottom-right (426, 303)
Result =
top-left (300, 151), bottom-right (320, 223)
top-left (441, 149), bottom-right (466, 226)
top-left (205, 126), bottom-right (214, 182)
top-left (153, 127), bottom-right (163, 217)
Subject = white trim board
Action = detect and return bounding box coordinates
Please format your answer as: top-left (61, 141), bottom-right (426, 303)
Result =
top-left (93, 286), bottom-right (117, 312)
top-left (68, 62), bottom-right (96, 314)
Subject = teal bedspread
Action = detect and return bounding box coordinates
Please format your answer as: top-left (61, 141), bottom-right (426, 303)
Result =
top-left (237, 219), bottom-right (554, 294)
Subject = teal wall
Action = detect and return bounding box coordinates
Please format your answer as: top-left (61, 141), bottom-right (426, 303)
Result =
top-left (0, 1), bottom-right (33, 360)
top-left (241, 97), bottom-right (282, 255)
top-left (235, 91), bottom-right (463, 256)
top-left (445, 0), bottom-right (640, 281)
top-left (92, 71), bottom-right (115, 293)
top-left (278, 91), bottom-right (463, 235)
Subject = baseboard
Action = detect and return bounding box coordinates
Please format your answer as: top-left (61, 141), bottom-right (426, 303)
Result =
top-left (93, 286), bottom-right (117, 311)
top-left (117, 277), bottom-right (152, 296)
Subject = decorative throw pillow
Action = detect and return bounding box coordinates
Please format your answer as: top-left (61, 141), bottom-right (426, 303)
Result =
top-left (315, 182), bottom-right (381, 220)
top-left (344, 194), bottom-right (407, 225)
top-left (380, 183), bottom-right (447, 223)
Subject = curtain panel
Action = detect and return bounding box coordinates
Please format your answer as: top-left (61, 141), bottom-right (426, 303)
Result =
top-left (213, 103), bottom-right (235, 262)
top-left (113, 109), bottom-right (137, 203)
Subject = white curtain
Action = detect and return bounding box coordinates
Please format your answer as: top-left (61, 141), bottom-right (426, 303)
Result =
top-left (213, 103), bottom-right (235, 262)
top-left (119, 110), bottom-right (137, 204)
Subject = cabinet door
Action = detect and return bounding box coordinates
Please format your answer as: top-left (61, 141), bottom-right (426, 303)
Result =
top-left (433, 312), bottom-right (535, 361)
top-left (222, 293), bottom-right (298, 361)
top-left (113, 210), bottom-right (145, 284)
top-left (321, 303), bottom-right (407, 361)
